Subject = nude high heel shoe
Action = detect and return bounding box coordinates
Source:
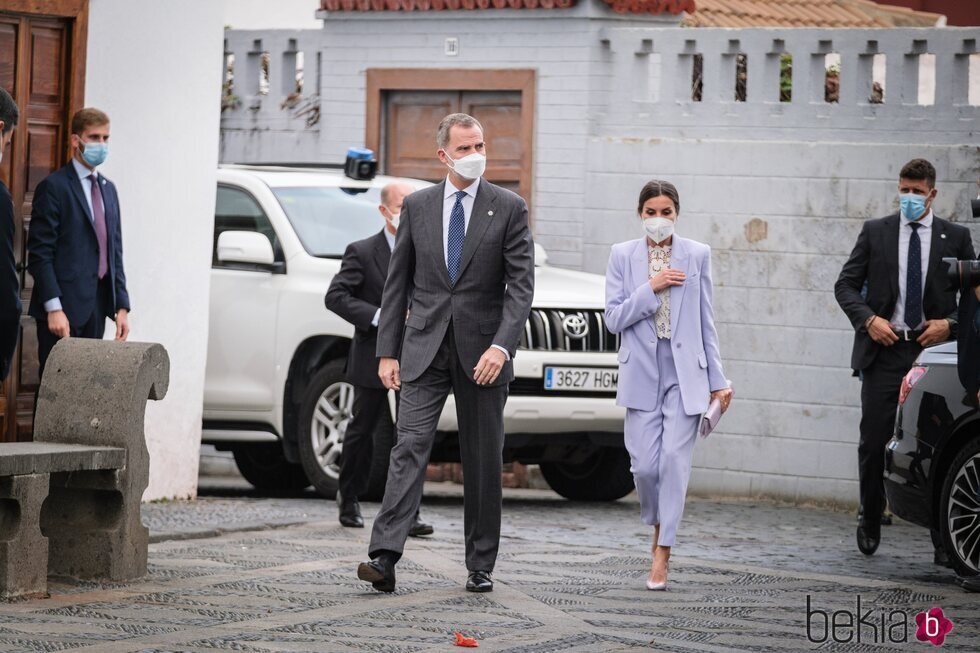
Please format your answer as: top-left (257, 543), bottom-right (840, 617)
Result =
top-left (646, 561), bottom-right (668, 591)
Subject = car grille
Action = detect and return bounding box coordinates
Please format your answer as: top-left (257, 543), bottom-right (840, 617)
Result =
top-left (518, 309), bottom-right (620, 353)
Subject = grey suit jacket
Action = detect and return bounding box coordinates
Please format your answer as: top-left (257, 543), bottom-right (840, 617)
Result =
top-left (376, 179), bottom-right (534, 387)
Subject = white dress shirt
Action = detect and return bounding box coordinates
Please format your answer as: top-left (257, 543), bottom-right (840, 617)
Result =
top-left (890, 210), bottom-right (933, 331)
top-left (440, 176), bottom-right (508, 360)
top-left (44, 158), bottom-right (100, 313)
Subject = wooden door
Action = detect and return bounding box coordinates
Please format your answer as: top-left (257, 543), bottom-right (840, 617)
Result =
top-left (384, 90), bottom-right (527, 199)
top-left (366, 69), bottom-right (535, 211)
top-left (0, 1), bottom-right (87, 442)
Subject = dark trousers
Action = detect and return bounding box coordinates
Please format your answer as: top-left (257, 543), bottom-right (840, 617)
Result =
top-left (36, 278), bottom-right (111, 378)
top-left (339, 385), bottom-right (397, 501)
top-left (858, 340), bottom-right (922, 524)
top-left (369, 327), bottom-right (507, 572)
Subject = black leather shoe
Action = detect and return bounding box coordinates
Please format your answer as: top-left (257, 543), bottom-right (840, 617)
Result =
top-left (934, 547), bottom-right (952, 568)
top-left (408, 517), bottom-right (434, 537)
top-left (856, 520), bottom-right (880, 555)
top-left (466, 570), bottom-right (493, 593)
top-left (338, 494), bottom-right (363, 528)
top-left (357, 559), bottom-right (396, 593)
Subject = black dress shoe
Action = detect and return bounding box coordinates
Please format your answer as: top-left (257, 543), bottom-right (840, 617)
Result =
top-left (357, 559), bottom-right (396, 593)
top-left (856, 520), bottom-right (880, 555)
top-left (338, 495), bottom-right (363, 528)
top-left (934, 547), bottom-right (952, 568)
top-left (408, 517), bottom-right (434, 537)
top-left (466, 570), bottom-right (493, 593)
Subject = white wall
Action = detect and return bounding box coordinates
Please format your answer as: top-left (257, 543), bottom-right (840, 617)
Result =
top-left (86, 0), bottom-right (225, 500)
top-left (223, 0), bottom-right (320, 30)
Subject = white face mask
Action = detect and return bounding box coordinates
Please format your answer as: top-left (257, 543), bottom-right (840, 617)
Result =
top-left (642, 216), bottom-right (675, 243)
top-left (388, 212), bottom-right (400, 230)
top-left (444, 151), bottom-right (486, 180)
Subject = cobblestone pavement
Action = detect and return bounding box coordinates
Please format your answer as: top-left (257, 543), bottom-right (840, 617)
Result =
top-left (0, 477), bottom-right (977, 652)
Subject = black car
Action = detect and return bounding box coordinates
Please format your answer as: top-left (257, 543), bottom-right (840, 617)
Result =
top-left (884, 341), bottom-right (980, 576)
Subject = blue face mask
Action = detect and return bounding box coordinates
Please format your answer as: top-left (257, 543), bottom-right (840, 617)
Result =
top-left (900, 193), bottom-right (927, 221)
top-left (80, 141), bottom-right (108, 167)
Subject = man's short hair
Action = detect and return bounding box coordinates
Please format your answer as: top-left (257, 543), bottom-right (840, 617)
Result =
top-left (900, 158), bottom-right (936, 188)
top-left (71, 107), bottom-right (110, 135)
top-left (380, 182), bottom-right (413, 209)
top-left (0, 87), bottom-right (18, 135)
top-left (380, 183), bottom-right (399, 208)
top-left (436, 113), bottom-right (483, 149)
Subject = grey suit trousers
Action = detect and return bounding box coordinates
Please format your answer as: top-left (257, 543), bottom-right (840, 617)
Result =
top-left (369, 325), bottom-right (507, 572)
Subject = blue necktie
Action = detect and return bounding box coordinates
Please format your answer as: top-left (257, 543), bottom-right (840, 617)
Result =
top-left (447, 190), bottom-right (466, 284)
top-left (905, 223), bottom-right (922, 329)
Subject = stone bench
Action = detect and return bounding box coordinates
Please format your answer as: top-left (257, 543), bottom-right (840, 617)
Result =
top-left (0, 339), bottom-right (169, 600)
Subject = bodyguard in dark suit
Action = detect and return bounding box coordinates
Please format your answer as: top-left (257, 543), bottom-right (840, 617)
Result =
top-left (836, 158), bottom-right (975, 556)
top-left (325, 181), bottom-right (431, 536)
top-left (27, 108), bottom-right (130, 377)
top-left (357, 113), bottom-right (534, 594)
top-left (0, 87), bottom-right (20, 382)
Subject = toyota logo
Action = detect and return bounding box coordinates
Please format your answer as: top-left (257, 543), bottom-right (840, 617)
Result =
top-left (562, 314), bottom-right (590, 340)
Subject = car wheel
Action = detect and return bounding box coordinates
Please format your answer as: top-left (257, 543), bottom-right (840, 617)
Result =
top-left (296, 361), bottom-right (396, 500)
top-left (231, 443), bottom-right (310, 492)
top-left (297, 360), bottom-right (349, 498)
top-left (939, 436), bottom-right (980, 576)
top-left (539, 447), bottom-right (635, 501)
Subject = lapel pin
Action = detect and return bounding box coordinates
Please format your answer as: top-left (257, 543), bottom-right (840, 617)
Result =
top-left (940, 233), bottom-right (946, 239)
top-left (488, 210), bottom-right (494, 216)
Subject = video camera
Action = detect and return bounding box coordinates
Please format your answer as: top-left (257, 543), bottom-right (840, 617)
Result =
top-left (944, 257), bottom-right (980, 289)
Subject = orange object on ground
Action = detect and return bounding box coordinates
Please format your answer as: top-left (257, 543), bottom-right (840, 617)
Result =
top-left (454, 632), bottom-right (479, 647)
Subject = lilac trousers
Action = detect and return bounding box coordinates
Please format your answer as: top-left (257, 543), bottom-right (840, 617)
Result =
top-left (623, 337), bottom-right (700, 546)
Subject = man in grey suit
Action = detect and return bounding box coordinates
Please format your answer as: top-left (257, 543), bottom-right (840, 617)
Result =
top-left (357, 113), bottom-right (534, 593)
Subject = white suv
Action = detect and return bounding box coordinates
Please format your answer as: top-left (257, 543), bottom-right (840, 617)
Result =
top-left (203, 165), bottom-right (630, 501)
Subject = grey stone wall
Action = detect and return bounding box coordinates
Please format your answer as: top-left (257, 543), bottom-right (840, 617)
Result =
top-left (220, 8), bottom-right (980, 504)
top-left (220, 30), bottom-right (323, 164)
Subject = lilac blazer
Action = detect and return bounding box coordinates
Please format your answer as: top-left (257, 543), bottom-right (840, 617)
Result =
top-left (604, 236), bottom-right (728, 416)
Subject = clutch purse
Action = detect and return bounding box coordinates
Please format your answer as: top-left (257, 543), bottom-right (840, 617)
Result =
top-left (699, 380), bottom-right (732, 438)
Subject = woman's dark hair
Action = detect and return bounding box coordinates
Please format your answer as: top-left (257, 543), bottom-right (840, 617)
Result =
top-left (637, 179), bottom-right (680, 214)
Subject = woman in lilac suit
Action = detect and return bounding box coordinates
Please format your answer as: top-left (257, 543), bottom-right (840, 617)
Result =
top-left (605, 180), bottom-right (732, 590)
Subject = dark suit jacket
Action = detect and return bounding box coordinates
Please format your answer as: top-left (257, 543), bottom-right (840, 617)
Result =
top-left (27, 162), bottom-right (130, 327)
top-left (376, 179), bottom-right (534, 387)
top-left (835, 213), bottom-right (975, 372)
top-left (0, 180), bottom-right (21, 380)
top-left (958, 287), bottom-right (979, 397)
top-left (325, 230), bottom-right (391, 389)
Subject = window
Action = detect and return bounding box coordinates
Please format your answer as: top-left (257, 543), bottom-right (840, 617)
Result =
top-left (272, 186), bottom-right (386, 258)
top-left (213, 185), bottom-right (281, 267)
